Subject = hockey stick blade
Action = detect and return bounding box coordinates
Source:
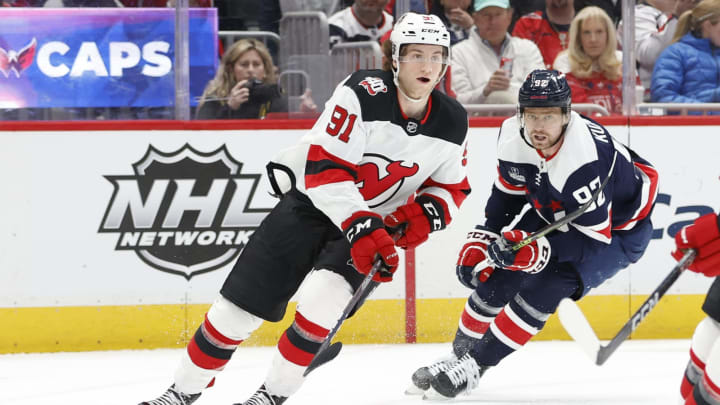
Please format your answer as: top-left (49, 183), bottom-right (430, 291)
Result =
top-left (303, 259), bottom-right (386, 376)
top-left (471, 152), bottom-right (618, 281)
top-left (303, 342), bottom-right (342, 375)
top-left (557, 298), bottom-right (601, 362)
top-left (559, 249), bottom-right (697, 365)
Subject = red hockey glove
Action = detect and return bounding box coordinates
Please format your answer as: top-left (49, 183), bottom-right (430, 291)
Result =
top-left (343, 211), bottom-right (399, 282)
top-left (456, 226), bottom-right (500, 288)
top-left (383, 195), bottom-right (448, 249)
top-left (672, 213), bottom-right (720, 276)
top-left (487, 230), bottom-right (551, 274)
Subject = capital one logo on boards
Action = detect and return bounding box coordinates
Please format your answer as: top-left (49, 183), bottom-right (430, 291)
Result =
top-left (0, 37), bottom-right (172, 79)
top-left (98, 144), bottom-right (271, 280)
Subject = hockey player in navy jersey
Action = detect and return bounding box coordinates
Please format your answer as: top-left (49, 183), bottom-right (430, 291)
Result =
top-left (408, 69), bottom-right (659, 399)
top-left (139, 12), bottom-right (471, 405)
top-left (673, 213), bottom-right (720, 405)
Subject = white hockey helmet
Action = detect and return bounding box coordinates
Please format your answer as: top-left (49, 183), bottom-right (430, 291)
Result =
top-left (389, 12), bottom-right (451, 99)
top-left (390, 12), bottom-right (451, 63)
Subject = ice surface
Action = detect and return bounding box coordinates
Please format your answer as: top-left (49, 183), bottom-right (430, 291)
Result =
top-left (0, 340), bottom-right (690, 405)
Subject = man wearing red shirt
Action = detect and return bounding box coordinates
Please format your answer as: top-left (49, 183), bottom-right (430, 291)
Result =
top-left (512, 0), bottom-right (575, 69)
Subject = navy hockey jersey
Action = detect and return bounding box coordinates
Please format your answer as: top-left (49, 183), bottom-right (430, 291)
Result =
top-left (271, 69), bottom-right (471, 231)
top-left (485, 112), bottom-right (658, 264)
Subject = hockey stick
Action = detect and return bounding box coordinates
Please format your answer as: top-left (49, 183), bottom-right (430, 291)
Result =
top-left (303, 341), bottom-right (343, 375)
top-left (558, 249), bottom-right (697, 365)
top-left (303, 258), bottom-right (390, 376)
top-left (471, 151), bottom-right (618, 283)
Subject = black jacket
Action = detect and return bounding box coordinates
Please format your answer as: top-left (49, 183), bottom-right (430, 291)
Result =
top-left (195, 93), bottom-right (288, 119)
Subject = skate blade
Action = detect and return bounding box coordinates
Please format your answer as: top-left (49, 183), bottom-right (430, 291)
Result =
top-left (404, 383), bottom-right (425, 395)
top-left (422, 387), bottom-right (452, 401)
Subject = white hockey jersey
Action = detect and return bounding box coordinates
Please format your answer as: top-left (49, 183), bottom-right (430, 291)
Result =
top-left (328, 7), bottom-right (393, 47)
top-left (270, 69), bottom-right (471, 232)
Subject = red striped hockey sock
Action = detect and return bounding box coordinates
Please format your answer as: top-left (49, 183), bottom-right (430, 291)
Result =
top-left (682, 349), bottom-right (707, 400)
top-left (686, 372), bottom-right (720, 405)
top-left (470, 296), bottom-right (550, 366)
top-left (187, 314), bottom-right (244, 375)
top-left (277, 311), bottom-right (330, 366)
top-left (453, 294), bottom-right (502, 356)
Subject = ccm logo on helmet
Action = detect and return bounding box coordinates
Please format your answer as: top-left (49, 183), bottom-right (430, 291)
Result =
top-left (421, 28), bottom-right (441, 33)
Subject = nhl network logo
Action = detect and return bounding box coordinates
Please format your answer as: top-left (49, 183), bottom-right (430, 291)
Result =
top-left (98, 144), bottom-right (271, 280)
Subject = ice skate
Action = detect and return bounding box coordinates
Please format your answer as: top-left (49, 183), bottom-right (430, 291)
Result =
top-left (234, 384), bottom-right (287, 405)
top-left (405, 352), bottom-right (458, 395)
top-left (424, 353), bottom-right (488, 399)
top-left (138, 384), bottom-right (200, 405)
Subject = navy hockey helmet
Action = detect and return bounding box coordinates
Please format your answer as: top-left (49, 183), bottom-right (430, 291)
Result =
top-left (518, 69), bottom-right (571, 113)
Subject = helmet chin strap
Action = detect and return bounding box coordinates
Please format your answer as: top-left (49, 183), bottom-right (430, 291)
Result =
top-left (395, 79), bottom-right (426, 103)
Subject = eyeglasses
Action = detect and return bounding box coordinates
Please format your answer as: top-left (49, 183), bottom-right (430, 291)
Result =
top-left (397, 54), bottom-right (448, 64)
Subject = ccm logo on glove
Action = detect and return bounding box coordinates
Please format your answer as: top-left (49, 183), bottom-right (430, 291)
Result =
top-left (343, 211), bottom-right (399, 282)
top-left (455, 226), bottom-right (500, 288)
top-left (383, 194), bottom-right (448, 249)
top-left (487, 230), bottom-right (551, 274)
top-left (345, 217), bottom-right (375, 241)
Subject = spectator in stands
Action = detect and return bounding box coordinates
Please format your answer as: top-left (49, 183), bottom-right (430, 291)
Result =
top-left (42, 0), bottom-right (119, 5)
top-left (617, 0), bottom-right (697, 100)
top-left (512, 0), bottom-right (574, 69)
top-left (575, 0), bottom-right (621, 23)
top-left (509, 0), bottom-right (544, 30)
top-left (196, 39), bottom-right (316, 119)
top-left (429, 0), bottom-right (474, 45)
top-left (554, 6), bottom-right (625, 114)
top-left (384, 0), bottom-right (430, 17)
top-left (121, 0), bottom-right (212, 6)
top-left (259, 0), bottom-right (347, 34)
top-left (329, 0), bottom-right (393, 47)
top-left (651, 0), bottom-right (720, 106)
top-left (1, 0), bottom-right (34, 5)
top-left (451, 0), bottom-right (544, 105)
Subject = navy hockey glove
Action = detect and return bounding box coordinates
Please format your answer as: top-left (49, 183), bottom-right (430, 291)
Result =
top-left (456, 226), bottom-right (500, 288)
top-left (383, 194), bottom-right (448, 249)
top-left (342, 211), bottom-right (399, 282)
top-left (487, 230), bottom-right (551, 274)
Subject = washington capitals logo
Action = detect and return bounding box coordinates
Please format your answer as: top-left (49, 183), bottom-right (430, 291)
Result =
top-left (0, 38), bottom-right (37, 78)
top-left (356, 153), bottom-right (419, 208)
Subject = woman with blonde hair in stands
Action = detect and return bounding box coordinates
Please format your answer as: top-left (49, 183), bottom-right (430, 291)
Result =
top-left (553, 6), bottom-right (626, 114)
top-left (651, 0), bottom-right (720, 110)
top-left (196, 39), bottom-right (316, 119)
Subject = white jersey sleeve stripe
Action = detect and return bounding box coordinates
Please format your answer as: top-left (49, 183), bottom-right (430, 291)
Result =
top-left (571, 203), bottom-right (613, 244)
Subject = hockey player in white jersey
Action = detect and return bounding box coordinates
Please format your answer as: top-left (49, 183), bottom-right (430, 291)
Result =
top-left (673, 213), bottom-right (720, 405)
top-left (139, 12), bottom-right (470, 405)
top-left (408, 69), bottom-right (659, 399)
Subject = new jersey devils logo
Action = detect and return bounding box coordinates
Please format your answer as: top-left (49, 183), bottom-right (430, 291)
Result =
top-left (0, 38), bottom-right (37, 78)
top-left (359, 76), bottom-right (388, 96)
top-left (356, 153), bottom-right (419, 208)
